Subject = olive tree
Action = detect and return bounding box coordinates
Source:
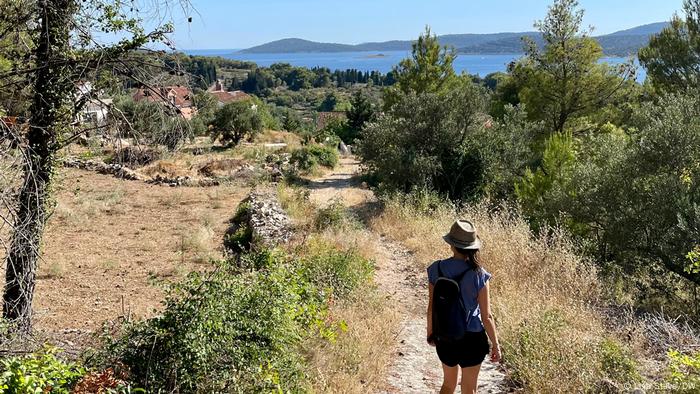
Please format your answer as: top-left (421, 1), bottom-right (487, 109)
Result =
top-left (211, 100), bottom-right (263, 147)
top-left (357, 78), bottom-right (489, 200)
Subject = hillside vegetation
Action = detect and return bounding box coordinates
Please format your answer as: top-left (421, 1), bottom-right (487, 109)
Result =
top-left (1, 0), bottom-right (699, 392)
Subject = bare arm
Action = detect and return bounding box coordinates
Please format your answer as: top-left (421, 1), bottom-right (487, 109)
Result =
top-left (477, 281), bottom-right (501, 362)
top-left (427, 283), bottom-right (435, 346)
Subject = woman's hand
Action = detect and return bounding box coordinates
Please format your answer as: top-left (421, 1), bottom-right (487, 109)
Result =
top-left (490, 343), bottom-right (502, 363)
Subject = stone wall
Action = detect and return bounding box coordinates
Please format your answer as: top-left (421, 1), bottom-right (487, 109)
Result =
top-left (225, 190), bottom-right (292, 253)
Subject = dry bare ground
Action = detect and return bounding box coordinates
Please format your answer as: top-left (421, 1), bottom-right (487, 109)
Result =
top-left (307, 157), bottom-right (507, 393)
top-left (0, 167), bottom-right (248, 344)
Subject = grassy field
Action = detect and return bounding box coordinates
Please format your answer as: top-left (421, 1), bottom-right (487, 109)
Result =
top-left (35, 168), bottom-right (248, 333)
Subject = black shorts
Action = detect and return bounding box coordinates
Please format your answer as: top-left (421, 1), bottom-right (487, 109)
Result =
top-left (435, 330), bottom-right (490, 368)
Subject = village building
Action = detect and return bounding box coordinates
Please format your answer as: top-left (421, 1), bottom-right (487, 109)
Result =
top-left (132, 85), bottom-right (197, 120)
top-left (76, 81), bottom-right (113, 125)
top-left (208, 80), bottom-right (251, 107)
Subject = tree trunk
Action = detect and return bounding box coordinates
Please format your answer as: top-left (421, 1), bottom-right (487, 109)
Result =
top-left (3, 0), bottom-right (75, 332)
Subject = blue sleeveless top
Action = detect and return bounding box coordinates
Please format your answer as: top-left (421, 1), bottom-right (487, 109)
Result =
top-left (427, 258), bottom-right (491, 333)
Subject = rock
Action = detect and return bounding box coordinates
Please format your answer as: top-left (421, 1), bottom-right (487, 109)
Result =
top-left (338, 141), bottom-right (351, 156)
top-left (225, 189), bottom-right (292, 252)
top-left (62, 157), bottom-right (144, 181)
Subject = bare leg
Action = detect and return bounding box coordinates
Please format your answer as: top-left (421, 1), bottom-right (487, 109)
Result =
top-left (460, 364), bottom-right (482, 394)
top-left (440, 363), bottom-right (459, 394)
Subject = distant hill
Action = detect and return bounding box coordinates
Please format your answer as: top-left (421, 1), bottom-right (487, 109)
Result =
top-left (242, 38), bottom-right (356, 53)
top-left (458, 22), bottom-right (669, 56)
top-left (241, 32), bottom-right (538, 54)
top-left (605, 22), bottom-right (669, 36)
top-left (239, 22), bottom-right (669, 56)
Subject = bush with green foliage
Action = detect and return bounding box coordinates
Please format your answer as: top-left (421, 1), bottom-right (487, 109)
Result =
top-left (291, 144), bottom-right (339, 172)
top-left (98, 244), bottom-right (372, 393)
top-left (113, 96), bottom-right (192, 150)
top-left (318, 91), bottom-right (338, 111)
top-left (357, 79), bottom-right (490, 200)
top-left (0, 347), bottom-right (85, 394)
top-left (281, 108), bottom-right (303, 132)
top-left (667, 349), bottom-right (700, 392)
top-left (299, 238), bottom-right (373, 299)
top-left (316, 116), bottom-right (349, 146)
top-left (515, 131), bottom-right (576, 228)
top-left (343, 89), bottom-right (377, 143)
top-left (211, 100), bottom-right (263, 147)
top-left (313, 199), bottom-right (359, 232)
top-left (192, 91), bottom-right (218, 126)
top-left (223, 202), bottom-right (253, 253)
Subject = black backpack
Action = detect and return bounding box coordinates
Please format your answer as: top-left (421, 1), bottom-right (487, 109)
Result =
top-left (431, 260), bottom-right (472, 343)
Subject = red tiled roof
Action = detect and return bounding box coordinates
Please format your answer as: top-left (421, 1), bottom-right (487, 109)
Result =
top-left (211, 90), bottom-right (251, 104)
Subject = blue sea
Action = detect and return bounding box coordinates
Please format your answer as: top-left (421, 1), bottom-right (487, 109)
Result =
top-left (185, 49), bottom-right (645, 80)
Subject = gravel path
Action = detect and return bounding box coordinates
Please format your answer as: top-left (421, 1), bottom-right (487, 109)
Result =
top-left (308, 157), bottom-right (508, 393)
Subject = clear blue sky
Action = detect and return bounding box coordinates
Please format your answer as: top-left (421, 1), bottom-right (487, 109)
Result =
top-left (171, 0), bottom-right (684, 49)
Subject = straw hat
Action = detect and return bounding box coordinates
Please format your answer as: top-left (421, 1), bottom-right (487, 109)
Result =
top-left (443, 220), bottom-right (482, 250)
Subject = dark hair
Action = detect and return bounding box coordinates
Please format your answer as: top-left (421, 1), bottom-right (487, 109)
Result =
top-left (455, 248), bottom-right (481, 270)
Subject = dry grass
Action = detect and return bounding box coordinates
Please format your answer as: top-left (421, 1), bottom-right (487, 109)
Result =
top-left (177, 224), bottom-right (215, 264)
top-left (140, 160), bottom-right (193, 178)
top-left (21, 167), bottom-right (247, 334)
top-left (305, 226), bottom-right (398, 393)
top-left (278, 183), bottom-right (398, 393)
top-left (370, 195), bottom-right (641, 392)
top-left (307, 291), bottom-right (398, 393)
top-left (253, 130), bottom-right (303, 149)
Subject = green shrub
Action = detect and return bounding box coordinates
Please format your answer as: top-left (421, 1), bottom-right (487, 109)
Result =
top-left (99, 244), bottom-right (372, 393)
top-left (0, 347), bottom-right (85, 394)
top-left (100, 256), bottom-right (310, 393)
top-left (599, 338), bottom-right (640, 386)
top-left (300, 238), bottom-right (373, 299)
top-left (223, 225), bottom-right (252, 254)
top-left (291, 144), bottom-right (339, 172)
top-left (211, 100), bottom-right (263, 147)
top-left (356, 80), bottom-right (490, 201)
top-left (667, 349), bottom-right (700, 392)
top-left (314, 199), bottom-right (355, 231)
top-left (223, 202), bottom-right (253, 253)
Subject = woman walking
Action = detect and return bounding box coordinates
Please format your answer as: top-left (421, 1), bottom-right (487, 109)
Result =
top-left (427, 220), bottom-right (501, 394)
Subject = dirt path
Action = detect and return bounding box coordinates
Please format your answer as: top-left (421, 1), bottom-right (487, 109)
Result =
top-left (307, 157), bottom-right (507, 393)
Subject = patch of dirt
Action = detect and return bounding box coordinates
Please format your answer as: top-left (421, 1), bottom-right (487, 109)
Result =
top-left (307, 158), bottom-right (374, 208)
top-left (16, 168), bottom-right (247, 340)
top-left (307, 157), bottom-right (508, 393)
